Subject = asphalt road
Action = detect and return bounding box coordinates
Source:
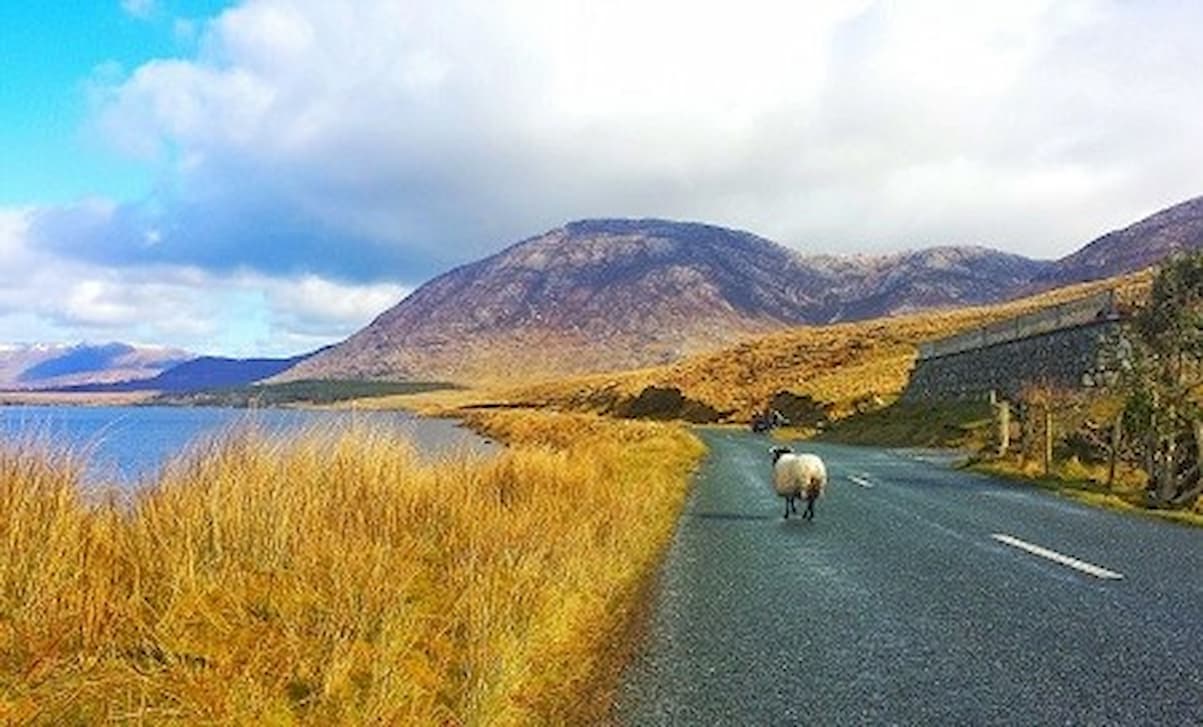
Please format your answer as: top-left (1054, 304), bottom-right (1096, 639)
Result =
top-left (614, 430), bottom-right (1203, 726)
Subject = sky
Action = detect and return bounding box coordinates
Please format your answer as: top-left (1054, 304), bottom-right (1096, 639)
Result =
top-left (2, 0), bottom-right (1203, 357)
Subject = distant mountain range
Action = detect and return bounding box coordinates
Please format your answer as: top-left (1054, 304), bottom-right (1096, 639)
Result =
top-left (60, 353), bottom-right (317, 394)
top-left (279, 195), bottom-right (1203, 383)
top-left (0, 343), bottom-right (318, 394)
top-left (0, 342), bottom-right (192, 390)
top-left (11, 195), bottom-right (1203, 390)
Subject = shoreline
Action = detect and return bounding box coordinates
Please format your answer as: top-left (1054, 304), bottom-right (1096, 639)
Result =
top-left (0, 390), bottom-right (159, 406)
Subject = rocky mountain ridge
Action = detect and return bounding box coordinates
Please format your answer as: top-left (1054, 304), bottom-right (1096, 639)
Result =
top-left (278, 220), bottom-right (1057, 383)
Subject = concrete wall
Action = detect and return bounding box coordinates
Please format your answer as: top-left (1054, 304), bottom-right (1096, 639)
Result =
top-left (916, 291), bottom-right (1118, 361)
top-left (904, 292), bottom-right (1124, 401)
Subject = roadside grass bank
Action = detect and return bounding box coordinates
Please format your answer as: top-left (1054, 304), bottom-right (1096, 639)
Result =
top-left (0, 411), bottom-right (704, 724)
top-left (969, 457), bottom-right (1203, 528)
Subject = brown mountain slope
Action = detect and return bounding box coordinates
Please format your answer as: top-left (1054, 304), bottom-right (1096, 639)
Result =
top-left (1030, 195), bottom-right (1203, 290)
top-left (279, 219), bottom-right (1050, 384)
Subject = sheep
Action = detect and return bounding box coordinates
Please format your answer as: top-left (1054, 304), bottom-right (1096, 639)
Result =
top-left (769, 446), bottom-right (827, 520)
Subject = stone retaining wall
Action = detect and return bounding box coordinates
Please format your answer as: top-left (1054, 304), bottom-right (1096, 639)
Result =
top-left (904, 292), bottom-right (1125, 401)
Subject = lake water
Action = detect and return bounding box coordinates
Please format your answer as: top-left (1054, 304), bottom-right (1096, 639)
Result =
top-left (0, 405), bottom-right (498, 487)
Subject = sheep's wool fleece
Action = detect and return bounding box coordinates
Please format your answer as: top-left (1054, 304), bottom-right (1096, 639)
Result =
top-left (773, 453), bottom-right (827, 497)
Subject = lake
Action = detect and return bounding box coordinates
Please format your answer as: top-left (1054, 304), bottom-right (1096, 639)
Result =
top-left (0, 405), bottom-right (498, 487)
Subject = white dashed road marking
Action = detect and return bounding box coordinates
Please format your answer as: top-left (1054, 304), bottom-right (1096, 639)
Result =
top-left (848, 474), bottom-right (874, 488)
top-left (991, 533), bottom-right (1124, 580)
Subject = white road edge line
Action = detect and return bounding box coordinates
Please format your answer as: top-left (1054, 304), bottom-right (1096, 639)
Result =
top-left (848, 475), bottom-right (874, 488)
top-left (991, 533), bottom-right (1124, 580)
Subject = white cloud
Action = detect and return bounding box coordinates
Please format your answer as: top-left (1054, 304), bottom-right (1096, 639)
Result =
top-left (121, 0), bottom-right (157, 20)
top-left (74, 0), bottom-right (1203, 273)
top-left (0, 208), bottom-right (404, 355)
top-left (261, 275), bottom-right (405, 334)
top-left (0, 209), bottom-right (31, 258)
top-left (11, 0), bottom-right (1203, 357)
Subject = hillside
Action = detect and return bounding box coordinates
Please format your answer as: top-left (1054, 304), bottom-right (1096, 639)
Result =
top-left (279, 219), bottom-right (1052, 384)
top-left (809, 246), bottom-right (1052, 320)
top-left (495, 271), bottom-right (1152, 422)
top-left (1030, 195), bottom-right (1203, 289)
top-left (0, 342), bottom-right (192, 390)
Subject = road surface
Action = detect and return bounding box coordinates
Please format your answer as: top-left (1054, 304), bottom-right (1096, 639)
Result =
top-left (615, 430), bottom-right (1203, 725)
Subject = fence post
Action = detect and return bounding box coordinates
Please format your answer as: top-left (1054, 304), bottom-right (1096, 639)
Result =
top-left (1107, 414), bottom-right (1123, 489)
top-left (1195, 421), bottom-right (1203, 494)
top-left (996, 399), bottom-right (1011, 457)
top-left (1043, 406), bottom-right (1053, 477)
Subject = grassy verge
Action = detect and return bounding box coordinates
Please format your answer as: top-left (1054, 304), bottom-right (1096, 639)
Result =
top-left (0, 411), bottom-right (704, 724)
top-left (811, 400), bottom-right (1203, 526)
top-left (970, 457), bottom-right (1203, 528)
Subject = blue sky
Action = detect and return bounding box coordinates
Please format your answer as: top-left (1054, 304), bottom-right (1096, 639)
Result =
top-left (0, 2), bottom-right (229, 204)
top-left (2, 1), bottom-right (1203, 357)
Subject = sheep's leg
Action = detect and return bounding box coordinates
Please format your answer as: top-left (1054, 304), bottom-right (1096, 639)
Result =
top-left (783, 497), bottom-right (791, 519)
top-left (804, 496), bottom-right (815, 520)
top-left (789, 496), bottom-right (798, 514)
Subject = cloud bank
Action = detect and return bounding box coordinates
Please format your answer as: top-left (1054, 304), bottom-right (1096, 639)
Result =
top-left (2, 209), bottom-right (403, 356)
top-left (11, 0), bottom-right (1203, 353)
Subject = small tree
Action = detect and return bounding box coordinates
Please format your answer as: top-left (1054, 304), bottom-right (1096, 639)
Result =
top-left (1119, 252), bottom-right (1203, 507)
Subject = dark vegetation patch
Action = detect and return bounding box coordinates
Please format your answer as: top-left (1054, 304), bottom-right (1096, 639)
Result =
top-left (817, 399), bottom-right (994, 449)
top-left (152, 380), bottom-right (458, 407)
top-left (767, 391), bottom-right (831, 429)
top-left (615, 386), bottom-right (728, 423)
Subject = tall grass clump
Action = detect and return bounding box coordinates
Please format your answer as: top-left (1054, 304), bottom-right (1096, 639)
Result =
top-left (0, 412), bottom-right (703, 724)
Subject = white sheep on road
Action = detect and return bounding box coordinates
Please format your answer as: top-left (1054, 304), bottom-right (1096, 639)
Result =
top-left (770, 446), bottom-right (828, 520)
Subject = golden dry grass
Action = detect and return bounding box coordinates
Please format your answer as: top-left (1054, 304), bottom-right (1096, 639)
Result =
top-left (337, 388), bottom-right (509, 417)
top-left (0, 411), bottom-right (703, 724)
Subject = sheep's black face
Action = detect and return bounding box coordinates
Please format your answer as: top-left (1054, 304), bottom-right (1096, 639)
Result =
top-left (769, 446), bottom-right (792, 464)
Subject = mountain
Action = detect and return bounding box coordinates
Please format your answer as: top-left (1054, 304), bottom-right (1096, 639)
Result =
top-left (60, 352), bottom-right (318, 393)
top-left (23, 197), bottom-right (1192, 389)
top-left (0, 342), bottom-right (193, 390)
top-left (278, 219), bottom-right (1052, 383)
top-left (1031, 195), bottom-right (1203, 290)
top-left (806, 246), bottom-right (1053, 320)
